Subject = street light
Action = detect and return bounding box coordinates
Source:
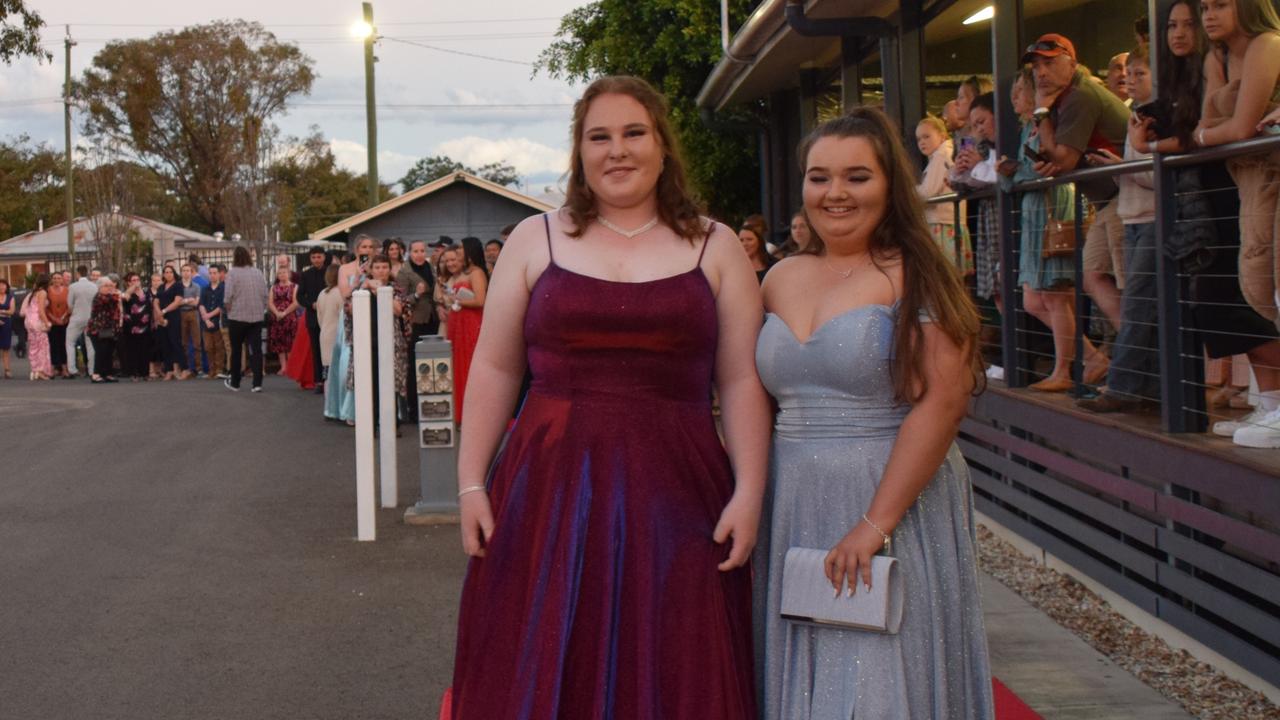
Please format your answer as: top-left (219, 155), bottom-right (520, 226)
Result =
top-left (358, 3), bottom-right (379, 209)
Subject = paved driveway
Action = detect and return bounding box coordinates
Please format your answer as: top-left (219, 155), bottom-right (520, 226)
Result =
top-left (0, 372), bottom-right (461, 720)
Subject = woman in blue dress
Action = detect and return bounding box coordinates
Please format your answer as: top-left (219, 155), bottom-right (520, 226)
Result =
top-left (755, 107), bottom-right (993, 719)
top-left (325, 235), bottom-right (376, 424)
top-left (1004, 68), bottom-right (1104, 392)
top-left (0, 278), bottom-right (14, 378)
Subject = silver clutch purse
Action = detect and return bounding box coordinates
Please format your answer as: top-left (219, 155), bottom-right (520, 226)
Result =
top-left (780, 547), bottom-right (904, 634)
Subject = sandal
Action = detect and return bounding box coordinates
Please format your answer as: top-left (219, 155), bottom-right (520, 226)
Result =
top-left (1029, 376), bottom-right (1073, 393)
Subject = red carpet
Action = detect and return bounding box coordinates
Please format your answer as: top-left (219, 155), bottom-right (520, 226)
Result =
top-left (441, 681), bottom-right (1041, 718)
top-left (995, 677), bottom-right (1043, 719)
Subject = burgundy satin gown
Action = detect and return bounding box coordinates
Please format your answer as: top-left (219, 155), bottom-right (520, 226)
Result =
top-left (449, 216), bottom-right (755, 719)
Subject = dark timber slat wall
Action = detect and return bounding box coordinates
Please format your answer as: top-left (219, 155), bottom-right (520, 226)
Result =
top-left (963, 389), bottom-right (1280, 686)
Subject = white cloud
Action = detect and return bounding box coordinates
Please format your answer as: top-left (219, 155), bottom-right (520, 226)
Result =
top-left (328, 138), bottom-right (419, 185)
top-left (434, 135), bottom-right (568, 177)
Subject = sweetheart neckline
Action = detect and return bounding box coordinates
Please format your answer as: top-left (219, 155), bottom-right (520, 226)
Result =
top-left (765, 304), bottom-right (896, 346)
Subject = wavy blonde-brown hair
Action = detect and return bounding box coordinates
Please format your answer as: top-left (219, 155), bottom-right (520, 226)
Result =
top-left (798, 107), bottom-right (984, 404)
top-left (564, 76), bottom-right (704, 242)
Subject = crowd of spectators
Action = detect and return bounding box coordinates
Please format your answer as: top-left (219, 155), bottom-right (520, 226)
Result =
top-left (910, 0), bottom-right (1280, 448)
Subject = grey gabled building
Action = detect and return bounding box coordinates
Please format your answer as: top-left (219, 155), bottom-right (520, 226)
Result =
top-left (308, 171), bottom-right (556, 248)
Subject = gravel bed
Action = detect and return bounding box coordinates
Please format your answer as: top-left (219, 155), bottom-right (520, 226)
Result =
top-left (976, 525), bottom-right (1280, 720)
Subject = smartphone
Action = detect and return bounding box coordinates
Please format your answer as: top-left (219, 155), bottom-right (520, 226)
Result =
top-left (358, 254), bottom-right (369, 265)
top-left (959, 136), bottom-right (976, 153)
top-left (1023, 143), bottom-right (1048, 163)
top-left (1134, 101), bottom-right (1170, 136)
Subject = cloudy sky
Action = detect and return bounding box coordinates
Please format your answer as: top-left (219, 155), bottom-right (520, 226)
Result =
top-left (0, 0), bottom-right (588, 194)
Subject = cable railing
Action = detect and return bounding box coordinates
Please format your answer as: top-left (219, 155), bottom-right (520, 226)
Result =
top-left (924, 132), bottom-right (1280, 437)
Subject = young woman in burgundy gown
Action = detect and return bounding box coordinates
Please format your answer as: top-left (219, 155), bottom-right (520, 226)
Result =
top-left (447, 75), bottom-right (771, 719)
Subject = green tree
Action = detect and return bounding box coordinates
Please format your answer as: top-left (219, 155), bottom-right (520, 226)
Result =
top-left (537, 0), bottom-right (761, 221)
top-left (76, 20), bottom-right (316, 234)
top-left (0, 135), bottom-right (66, 239)
top-left (0, 0), bottom-right (49, 64)
top-left (271, 130), bottom-right (389, 241)
top-left (399, 155), bottom-right (521, 191)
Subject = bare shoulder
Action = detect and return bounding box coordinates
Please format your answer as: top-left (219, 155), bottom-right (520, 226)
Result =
top-left (760, 255), bottom-right (813, 311)
top-left (1247, 32), bottom-right (1280, 63)
top-left (699, 218), bottom-right (741, 259)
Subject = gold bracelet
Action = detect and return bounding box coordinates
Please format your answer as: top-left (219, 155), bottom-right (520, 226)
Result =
top-left (457, 485), bottom-right (487, 498)
top-left (862, 513), bottom-right (892, 555)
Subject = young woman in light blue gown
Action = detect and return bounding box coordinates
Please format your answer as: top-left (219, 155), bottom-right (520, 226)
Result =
top-left (754, 107), bottom-right (994, 719)
top-left (325, 234), bottom-right (376, 423)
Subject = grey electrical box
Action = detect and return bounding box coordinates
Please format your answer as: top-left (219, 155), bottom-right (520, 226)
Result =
top-left (404, 335), bottom-right (459, 523)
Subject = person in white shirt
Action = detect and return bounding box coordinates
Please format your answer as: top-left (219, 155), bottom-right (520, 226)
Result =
top-left (65, 265), bottom-right (98, 376)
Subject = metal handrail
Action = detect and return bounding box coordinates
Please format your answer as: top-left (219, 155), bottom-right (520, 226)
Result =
top-left (924, 187), bottom-right (996, 205)
top-left (1011, 158), bottom-right (1152, 193)
top-left (1165, 132), bottom-right (1280, 167)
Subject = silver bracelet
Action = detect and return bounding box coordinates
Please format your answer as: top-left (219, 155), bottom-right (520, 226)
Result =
top-left (457, 484), bottom-right (486, 498)
top-left (862, 513), bottom-right (892, 555)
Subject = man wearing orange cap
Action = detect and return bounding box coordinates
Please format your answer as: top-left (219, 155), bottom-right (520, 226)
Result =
top-left (1024, 33), bottom-right (1130, 377)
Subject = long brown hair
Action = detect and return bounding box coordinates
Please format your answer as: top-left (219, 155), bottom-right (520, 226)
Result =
top-left (797, 108), bottom-right (983, 403)
top-left (1224, 0), bottom-right (1280, 43)
top-left (563, 76), bottom-right (704, 242)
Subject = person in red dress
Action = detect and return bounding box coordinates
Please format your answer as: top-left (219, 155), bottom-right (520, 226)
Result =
top-left (444, 237), bottom-right (487, 425)
top-left (447, 75), bottom-right (770, 719)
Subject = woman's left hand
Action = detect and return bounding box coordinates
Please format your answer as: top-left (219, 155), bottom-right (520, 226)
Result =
top-left (713, 492), bottom-right (761, 571)
top-left (1259, 106), bottom-right (1280, 133)
top-left (825, 520), bottom-right (888, 595)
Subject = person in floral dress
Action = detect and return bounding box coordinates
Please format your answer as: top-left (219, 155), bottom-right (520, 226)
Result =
top-left (22, 273), bottom-right (53, 380)
top-left (267, 267), bottom-right (300, 375)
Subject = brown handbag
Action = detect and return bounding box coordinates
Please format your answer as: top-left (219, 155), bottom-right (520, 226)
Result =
top-left (1041, 192), bottom-right (1091, 259)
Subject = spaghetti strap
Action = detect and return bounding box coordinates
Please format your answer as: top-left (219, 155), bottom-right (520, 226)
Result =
top-left (695, 221), bottom-right (715, 269)
top-left (543, 213), bottom-right (555, 264)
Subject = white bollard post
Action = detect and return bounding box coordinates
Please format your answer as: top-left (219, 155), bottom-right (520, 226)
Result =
top-left (352, 289), bottom-right (376, 541)
top-left (376, 285), bottom-right (398, 509)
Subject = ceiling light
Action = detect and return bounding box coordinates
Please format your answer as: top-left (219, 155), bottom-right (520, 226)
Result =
top-left (963, 6), bottom-right (995, 25)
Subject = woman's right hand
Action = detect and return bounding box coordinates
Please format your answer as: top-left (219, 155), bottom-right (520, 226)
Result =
top-left (459, 491), bottom-right (495, 557)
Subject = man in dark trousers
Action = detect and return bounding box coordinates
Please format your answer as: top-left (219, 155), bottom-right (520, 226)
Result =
top-left (296, 246), bottom-right (329, 393)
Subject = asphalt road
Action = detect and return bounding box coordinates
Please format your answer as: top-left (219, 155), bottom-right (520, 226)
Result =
top-left (0, 363), bottom-right (464, 720)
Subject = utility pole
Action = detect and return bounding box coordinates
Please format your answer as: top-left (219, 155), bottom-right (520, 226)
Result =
top-left (362, 3), bottom-right (379, 209)
top-left (64, 26), bottom-right (76, 262)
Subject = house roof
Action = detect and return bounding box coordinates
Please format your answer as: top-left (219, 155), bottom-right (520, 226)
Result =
top-left (308, 171), bottom-right (557, 242)
top-left (0, 213), bottom-right (215, 259)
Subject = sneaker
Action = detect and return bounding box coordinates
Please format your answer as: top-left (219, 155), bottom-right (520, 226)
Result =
top-left (216, 373), bottom-right (230, 380)
top-left (1212, 406), bottom-right (1269, 437)
top-left (251, 386), bottom-right (262, 393)
top-left (224, 379), bottom-right (240, 392)
top-left (1233, 408), bottom-right (1280, 448)
top-left (196, 372), bottom-right (208, 379)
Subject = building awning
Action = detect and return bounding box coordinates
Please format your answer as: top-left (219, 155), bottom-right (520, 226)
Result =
top-left (697, 0), bottom-right (894, 113)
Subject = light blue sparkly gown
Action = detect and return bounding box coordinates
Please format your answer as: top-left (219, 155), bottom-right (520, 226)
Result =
top-left (754, 303), bottom-right (994, 720)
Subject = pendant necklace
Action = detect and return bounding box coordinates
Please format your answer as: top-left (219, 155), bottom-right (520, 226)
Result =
top-left (598, 215), bottom-right (660, 238)
top-left (822, 253), bottom-right (868, 279)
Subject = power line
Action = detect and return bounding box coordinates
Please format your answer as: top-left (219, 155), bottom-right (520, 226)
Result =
top-left (381, 35), bottom-right (535, 66)
top-left (45, 17), bottom-right (562, 28)
top-left (293, 102), bottom-right (569, 109)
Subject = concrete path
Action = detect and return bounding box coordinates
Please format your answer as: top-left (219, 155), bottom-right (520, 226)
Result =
top-left (0, 359), bottom-right (1193, 719)
top-left (983, 574), bottom-right (1193, 719)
